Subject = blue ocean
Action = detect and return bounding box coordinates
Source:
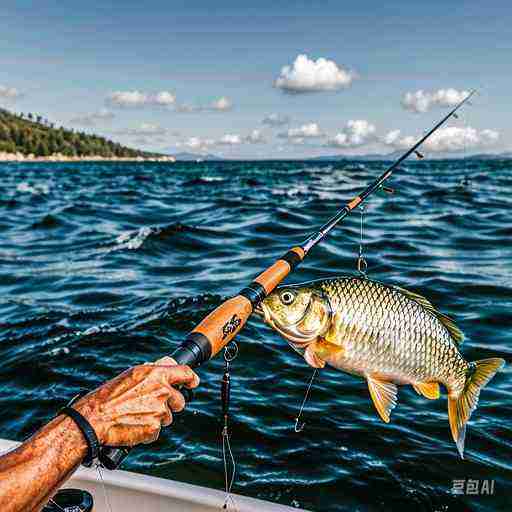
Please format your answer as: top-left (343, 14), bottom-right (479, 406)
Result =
top-left (0, 160), bottom-right (510, 511)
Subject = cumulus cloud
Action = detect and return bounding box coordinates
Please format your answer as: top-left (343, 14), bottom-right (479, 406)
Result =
top-left (325, 120), bottom-right (377, 148)
top-left (70, 108), bottom-right (115, 127)
top-left (218, 134), bottom-right (242, 145)
top-left (279, 123), bottom-right (323, 140)
top-left (177, 136), bottom-right (215, 152)
top-left (117, 123), bottom-right (167, 136)
top-left (262, 113), bottom-right (290, 126)
top-left (106, 90), bottom-right (176, 108)
top-left (245, 129), bottom-right (266, 144)
top-left (275, 54), bottom-right (356, 93)
top-left (383, 126), bottom-right (499, 153)
top-left (0, 85), bottom-right (23, 101)
top-left (175, 96), bottom-right (233, 113)
top-left (153, 91), bottom-right (176, 106)
top-left (401, 88), bottom-right (470, 113)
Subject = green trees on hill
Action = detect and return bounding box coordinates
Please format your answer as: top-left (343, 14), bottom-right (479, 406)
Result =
top-left (0, 108), bottom-right (157, 158)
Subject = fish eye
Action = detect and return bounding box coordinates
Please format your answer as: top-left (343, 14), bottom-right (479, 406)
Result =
top-left (280, 290), bottom-right (295, 305)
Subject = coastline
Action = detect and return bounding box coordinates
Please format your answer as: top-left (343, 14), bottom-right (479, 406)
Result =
top-left (0, 152), bottom-right (176, 163)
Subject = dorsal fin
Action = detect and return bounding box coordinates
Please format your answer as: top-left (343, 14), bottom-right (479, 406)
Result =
top-left (394, 286), bottom-right (464, 344)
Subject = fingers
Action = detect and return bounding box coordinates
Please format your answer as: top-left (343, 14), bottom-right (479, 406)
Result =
top-left (155, 364), bottom-right (200, 389)
top-left (104, 420), bottom-right (162, 447)
top-left (167, 388), bottom-right (186, 413)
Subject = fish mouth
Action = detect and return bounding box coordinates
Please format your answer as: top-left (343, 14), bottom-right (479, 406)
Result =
top-left (256, 302), bottom-right (316, 346)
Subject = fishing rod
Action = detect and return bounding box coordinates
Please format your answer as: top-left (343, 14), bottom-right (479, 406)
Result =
top-left (100, 90), bottom-right (475, 469)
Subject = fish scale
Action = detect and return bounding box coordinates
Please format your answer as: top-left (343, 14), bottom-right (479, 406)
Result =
top-left (319, 277), bottom-right (466, 388)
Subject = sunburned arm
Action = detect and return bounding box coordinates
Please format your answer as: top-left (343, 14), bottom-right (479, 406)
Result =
top-left (0, 414), bottom-right (88, 512)
top-left (0, 357), bottom-right (199, 512)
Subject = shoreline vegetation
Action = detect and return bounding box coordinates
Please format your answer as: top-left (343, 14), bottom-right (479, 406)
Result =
top-left (0, 107), bottom-right (175, 162)
top-left (0, 151), bottom-right (176, 162)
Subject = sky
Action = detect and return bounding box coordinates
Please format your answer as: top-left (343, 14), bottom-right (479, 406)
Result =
top-left (1, 0), bottom-right (511, 158)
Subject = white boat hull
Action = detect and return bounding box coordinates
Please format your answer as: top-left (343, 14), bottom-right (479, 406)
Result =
top-left (0, 439), bottom-right (306, 511)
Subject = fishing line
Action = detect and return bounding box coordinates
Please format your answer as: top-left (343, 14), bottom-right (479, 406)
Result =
top-left (221, 341), bottom-right (238, 510)
top-left (96, 464), bottom-right (114, 512)
top-left (47, 499), bottom-right (66, 512)
top-left (357, 205), bottom-right (368, 277)
top-left (294, 368), bottom-right (318, 433)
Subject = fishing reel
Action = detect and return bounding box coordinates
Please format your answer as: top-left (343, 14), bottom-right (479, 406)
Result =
top-left (42, 489), bottom-right (93, 512)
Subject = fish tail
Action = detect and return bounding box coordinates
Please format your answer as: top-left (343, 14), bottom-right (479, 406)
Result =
top-left (448, 358), bottom-right (505, 459)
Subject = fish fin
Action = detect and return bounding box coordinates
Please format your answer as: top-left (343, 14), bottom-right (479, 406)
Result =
top-left (323, 315), bottom-right (343, 346)
top-left (448, 358), bottom-right (505, 458)
top-left (304, 344), bottom-right (326, 368)
top-left (394, 286), bottom-right (464, 344)
top-left (413, 381), bottom-right (440, 400)
top-left (367, 376), bottom-right (398, 423)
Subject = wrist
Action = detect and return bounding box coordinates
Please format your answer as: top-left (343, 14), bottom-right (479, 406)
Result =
top-left (73, 399), bottom-right (109, 446)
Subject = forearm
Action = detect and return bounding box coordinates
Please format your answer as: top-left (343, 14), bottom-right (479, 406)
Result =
top-left (0, 414), bottom-right (87, 512)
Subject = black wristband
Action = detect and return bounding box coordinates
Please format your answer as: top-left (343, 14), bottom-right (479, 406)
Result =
top-left (60, 397), bottom-right (100, 468)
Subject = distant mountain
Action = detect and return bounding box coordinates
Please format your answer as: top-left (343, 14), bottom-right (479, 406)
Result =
top-left (311, 150), bottom-right (512, 161)
top-left (0, 108), bottom-right (159, 158)
top-left (311, 151), bottom-right (403, 162)
top-left (170, 152), bottom-right (222, 161)
top-left (465, 152), bottom-right (512, 160)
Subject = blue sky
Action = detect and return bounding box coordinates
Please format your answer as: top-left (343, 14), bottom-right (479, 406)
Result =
top-left (1, 0), bottom-right (511, 158)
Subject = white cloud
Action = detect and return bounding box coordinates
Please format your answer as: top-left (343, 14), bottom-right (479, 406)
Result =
top-left (218, 134), bottom-right (242, 145)
top-left (401, 88), bottom-right (470, 113)
top-left (210, 96), bottom-right (232, 111)
top-left (325, 120), bottom-right (376, 148)
top-left (279, 123), bottom-right (323, 140)
top-left (262, 113), bottom-right (290, 126)
top-left (153, 91), bottom-right (176, 106)
top-left (118, 123), bottom-right (167, 136)
top-left (0, 85), bottom-right (22, 101)
top-left (107, 91), bottom-right (148, 108)
top-left (70, 108), bottom-right (115, 127)
top-left (383, 126), bottom-right (499, 153)
top-left (245, 129), bottom-right (266, 144)
top-left (107, 90), bottom-right (176, 108)
top-left (176, 96), bottom-right (233, 113)
top-left (177, 137), bottom-right (215, 152)
top-left (275, 54), bottom-right (356, 93)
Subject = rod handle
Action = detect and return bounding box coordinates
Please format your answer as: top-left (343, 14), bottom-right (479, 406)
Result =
top-left (98, 247), bottom-right (305, 469)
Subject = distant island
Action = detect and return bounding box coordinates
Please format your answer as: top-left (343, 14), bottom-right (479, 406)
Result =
top-left (0, 108), bottom-right (174, 162)
top-left (311, 150), bottom-right (512, 161)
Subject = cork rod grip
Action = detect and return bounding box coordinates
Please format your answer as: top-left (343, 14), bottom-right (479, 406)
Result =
top-left (192, 295), bottom-right (253, 357)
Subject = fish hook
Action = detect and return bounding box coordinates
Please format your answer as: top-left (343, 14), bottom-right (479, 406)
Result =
top-left (293, 368), bottom-right (318, 433)
top-left (294, 416), bottom-right (306, 433)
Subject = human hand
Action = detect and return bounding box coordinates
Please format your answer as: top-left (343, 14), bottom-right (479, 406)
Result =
top-left (72, 357), bottom-right (199, 447)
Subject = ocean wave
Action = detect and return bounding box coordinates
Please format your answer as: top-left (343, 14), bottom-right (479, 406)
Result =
top-left (111, 222), bottom-right (195, 251)
top-left (182, 176), bottom-right (225, 186)
top-left (16, 181), bottom-right (50, 195)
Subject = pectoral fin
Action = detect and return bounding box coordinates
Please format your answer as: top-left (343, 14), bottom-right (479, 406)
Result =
top-left (367, 376), bottom-right (398, 423)
top-left (413, 381), bottom-right (440, 400)
top-left (304, 344), bottom-right (326, 368)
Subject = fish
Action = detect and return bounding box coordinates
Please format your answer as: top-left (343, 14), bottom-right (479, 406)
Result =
top-left (255, 276), bottom-right (505, 458)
